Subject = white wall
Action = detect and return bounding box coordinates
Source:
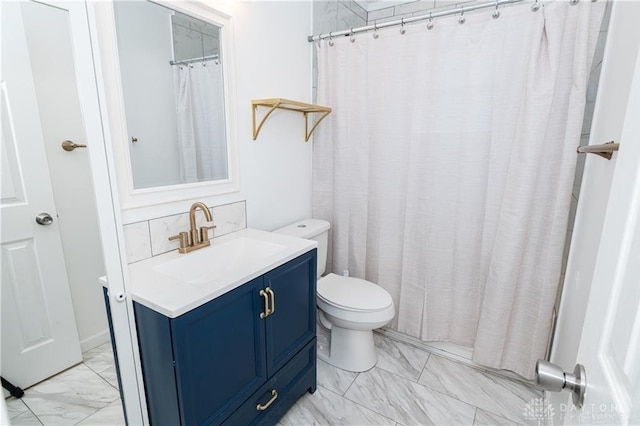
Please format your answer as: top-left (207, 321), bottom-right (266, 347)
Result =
top-left (551, 1), bottom-right (640, 373)
top-left (21, 2), bottom-right (109, 351)
top-left (232, 1), bottom-right (314, 231)
top-left (114, 1), bottom-right (181, 189)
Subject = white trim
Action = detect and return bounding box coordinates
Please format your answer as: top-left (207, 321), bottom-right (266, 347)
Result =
top-left (82, 2), bottom-right (149, 423)
top-left (97, 0), bottom-right (240, 223)
top-left (80, 329), bottom-right (112, 353)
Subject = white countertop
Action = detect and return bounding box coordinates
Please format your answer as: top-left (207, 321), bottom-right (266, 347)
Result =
top-left (121, 228), bottom-right (316, 318)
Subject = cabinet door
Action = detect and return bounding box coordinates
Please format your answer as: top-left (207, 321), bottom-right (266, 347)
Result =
top-left (172, 276), bottom-right (267, 425)
top-left (264, 250), bottom-right (317, 375)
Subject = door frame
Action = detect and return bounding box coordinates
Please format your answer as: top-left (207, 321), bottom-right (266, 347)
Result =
top-left (42, 1), bottom-right (148, 423)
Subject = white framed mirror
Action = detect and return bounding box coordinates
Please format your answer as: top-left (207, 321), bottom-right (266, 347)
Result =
top-left (98, 0), bottom-right (239, 221)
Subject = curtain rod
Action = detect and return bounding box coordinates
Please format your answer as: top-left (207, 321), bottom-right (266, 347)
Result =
top-left (169, 54), bottom-right (220, 66)
top-left (307, 0), bottom-right (529, 42)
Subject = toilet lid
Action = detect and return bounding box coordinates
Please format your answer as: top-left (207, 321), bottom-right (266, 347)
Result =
top-left (318, 273), bottom-right (393, 312)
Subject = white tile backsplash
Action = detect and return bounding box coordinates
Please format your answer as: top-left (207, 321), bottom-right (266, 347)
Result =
top-left (149, 211), bottom-right (192, 256)
top-left (123, 222), bottom-right (151, 264)
top-left (123, 200), bottom-right (247, 263)
top-left (212, 200), bottom-right (247, 238)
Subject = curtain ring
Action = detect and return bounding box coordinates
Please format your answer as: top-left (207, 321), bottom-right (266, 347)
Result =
top-left (373, 22), bottom-right (379, 39)
top-left (400, 18), bottom-right (406, 34)
top-left (426, 12), bottom-right (434, 30)
top-left (458, 6), bottom-right (466, 24)
top-left (492, 1), bottom-right (500, 18)
top-left (350, 28), bottom-right (356, 43)
top-left (531, 0), bottom-right (541, 12)
top-left (328, 32), bottom-right (334, 47)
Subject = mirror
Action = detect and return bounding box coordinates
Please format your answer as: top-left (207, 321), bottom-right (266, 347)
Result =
top-left (113, 1), bottom-right (229, 189)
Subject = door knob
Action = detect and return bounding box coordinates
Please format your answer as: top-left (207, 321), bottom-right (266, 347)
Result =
top-left (61, 140), bottom-right (86, 151)
top-left (35, 213), bottom-right (54, 225)
top-left (535, 360), bottom-right (586, 407)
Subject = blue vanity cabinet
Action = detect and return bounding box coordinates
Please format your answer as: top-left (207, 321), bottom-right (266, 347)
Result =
top-left (133, 249), bottom-right (317, 426)
top-left (264, 251), bottom-right (317, 375)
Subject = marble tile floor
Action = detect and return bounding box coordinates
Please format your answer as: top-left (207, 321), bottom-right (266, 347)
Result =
top-left (6, 334), bottom-right (542, 426)
top-left (281, 333), bottom-right (544, 426)
top-left (6, 343), bottom-right (125, 426)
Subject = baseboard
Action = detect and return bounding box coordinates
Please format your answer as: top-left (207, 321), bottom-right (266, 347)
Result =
top-left (80, 329), bottom-right (111, 353)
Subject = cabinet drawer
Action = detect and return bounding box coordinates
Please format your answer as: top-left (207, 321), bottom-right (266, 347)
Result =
top-left (222, 338), bottom-right (316, 426)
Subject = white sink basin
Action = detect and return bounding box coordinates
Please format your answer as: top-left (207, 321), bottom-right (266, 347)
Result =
top-left (127, 228), bottom-right (317, 318)
top-left (152, 237), bottom-right (287, 284)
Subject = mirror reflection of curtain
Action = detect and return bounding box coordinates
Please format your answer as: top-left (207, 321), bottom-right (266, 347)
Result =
top-left (173, 61), bottom-right (227, 183)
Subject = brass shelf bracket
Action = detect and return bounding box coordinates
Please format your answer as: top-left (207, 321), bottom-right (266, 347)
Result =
top-left (577, 141), bottom-right (620, 160)
top-left (252, 98), bottom-right (331, 142)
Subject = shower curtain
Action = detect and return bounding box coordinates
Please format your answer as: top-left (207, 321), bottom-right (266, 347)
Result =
top-left (313, 1), bottom-right (605, 378)
top-left (173, 61), bottom-right (227, 183)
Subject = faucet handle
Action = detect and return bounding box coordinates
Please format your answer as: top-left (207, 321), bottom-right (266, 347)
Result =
top-left (200, 225), bottom-right (216, 243)
top-left (168, 231), bottom-right (190, 251)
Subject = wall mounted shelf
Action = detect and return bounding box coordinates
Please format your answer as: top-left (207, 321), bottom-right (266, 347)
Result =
top-left (252, 98), bottom-right (331, 142)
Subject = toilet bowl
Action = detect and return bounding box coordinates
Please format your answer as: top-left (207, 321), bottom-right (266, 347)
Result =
top-left (273, 219), bottom-right (395, 372)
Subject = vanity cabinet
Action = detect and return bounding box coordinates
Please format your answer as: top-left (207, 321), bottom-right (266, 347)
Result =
top-left (133, 249), bottom-right (317, 425)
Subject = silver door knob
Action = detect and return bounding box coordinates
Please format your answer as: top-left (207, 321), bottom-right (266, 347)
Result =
top-left (35, 213), bottom-right (54, 225)
top-left (535, 360), bottom-right (587, 407)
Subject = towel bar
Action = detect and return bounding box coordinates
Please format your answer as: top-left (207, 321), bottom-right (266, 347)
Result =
top-left (577, 141), bottom-right (619, 160)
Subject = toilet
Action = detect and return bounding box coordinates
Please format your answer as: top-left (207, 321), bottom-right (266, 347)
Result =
top-left (274, 219), bottom-right (395, 372)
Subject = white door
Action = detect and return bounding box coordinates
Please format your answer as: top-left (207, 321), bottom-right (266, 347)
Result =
top-left (1, 1), bottom-right (82, 389)
top-left (554, 42), bottom-right (640, 425)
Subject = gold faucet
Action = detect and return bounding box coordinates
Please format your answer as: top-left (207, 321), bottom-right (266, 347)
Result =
top-left (168, 202), bottom-right (216, 254)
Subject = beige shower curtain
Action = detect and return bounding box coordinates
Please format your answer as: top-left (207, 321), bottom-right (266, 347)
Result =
top-left (313, 1), bottom-right (605, 378)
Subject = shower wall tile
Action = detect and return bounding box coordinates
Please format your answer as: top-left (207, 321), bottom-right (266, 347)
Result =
top-left (338, 1), bottom-right (367, 31)
top-left (561, 229), bottom-right (573, 277)
top-left (371, 12), bottom-right (413, 25)
top-left (172, 14), bottom-right (220, 62)
top-left (568, 196), bottom-right (578, 232)
top-left (314, 1), bottom-right (339, 35)
top-left (202, 34), bottom-right (220, 57)
top-left (124, 200), bottom-right (247, 262)
top-left (581, 100), bottom-right (596, 136)
top-left (394, 0), bottom-right (436, 16)
top-left (368, 7), bottom-right (395, 23)
top-left (586, 62), bottom-right (603, 103)
top-left (123, 221), bottom-right (151, 264)
top-left (345, 0), bottom-right (368, 21)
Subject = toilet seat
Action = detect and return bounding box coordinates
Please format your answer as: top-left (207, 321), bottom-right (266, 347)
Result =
top-left (318, 273), bottom-right (393, 312)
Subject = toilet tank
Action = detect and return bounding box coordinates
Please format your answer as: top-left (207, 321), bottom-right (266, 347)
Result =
top-left (273, 219), bottom-right (330, 279)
